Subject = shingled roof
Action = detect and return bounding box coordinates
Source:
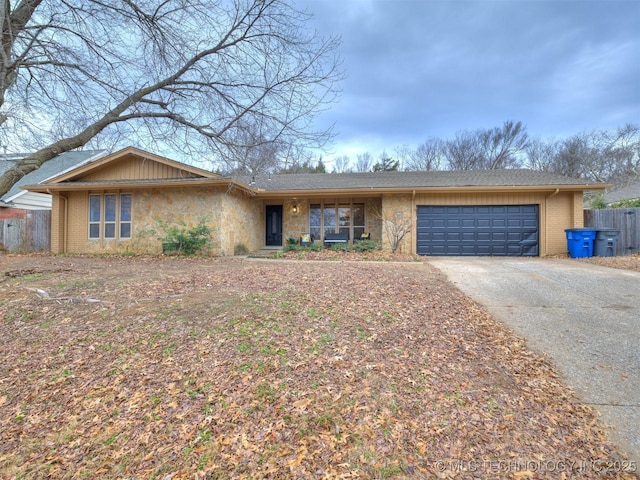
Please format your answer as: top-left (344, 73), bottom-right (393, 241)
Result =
top-left (1, 150), bottom-right (107, 204)
top-left (234, 169), bottom-right (605, 192)
top-left (605, 180), bottom-right (640, 204)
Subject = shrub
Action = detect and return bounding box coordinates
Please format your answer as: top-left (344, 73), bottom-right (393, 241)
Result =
top-left (589, 194), bottom-right (607, 209)
top-left (234, 243), bottom-right (249, 255)
top-left (286, 237), bottom-right (298, 246)
top-left (610, 198), bottom-right (640, 208)
top-left (353, 239), bottom-right (379, 252)
top-left (160, 219), bottom-right (212, 255)
top-left (283, 243), bottom-right (322, 253)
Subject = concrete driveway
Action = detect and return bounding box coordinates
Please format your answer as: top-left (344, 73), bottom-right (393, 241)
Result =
top-left (428, 257), bottom-right (640, 464)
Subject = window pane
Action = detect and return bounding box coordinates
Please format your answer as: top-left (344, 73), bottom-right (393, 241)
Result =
top-left (89, 195), bottom-right (101, 222)
top-left (338, 207), bottom-right (351, 227)
top-left (89, 223), bottom-right (100, 238)
top-left (105, 223), bottom-right (115, 238)
top-left (338, 227), bottom-right (350, 239)
top-left (120, 223), bottom-right (131, 238)
top-left (354, 227), bottom-right (365, 239)
top-left (105, 194), bottom-right (116, 222)
top-left (120, 194), bottom-right (131, 221)
top-left (323, 204), bottom-right (335, 232)
top-left (353, 204), bottom-right (365, 226)
top-left (309, 227), bottom-right (321, 241)
top-left (309, 204), bottom-right (321, 227)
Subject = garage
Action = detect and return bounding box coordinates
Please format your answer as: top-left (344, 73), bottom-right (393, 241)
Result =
top-left (416, 205), bottom-right (539, 256)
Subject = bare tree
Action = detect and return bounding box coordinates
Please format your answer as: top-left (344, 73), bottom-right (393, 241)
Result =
top-left (382, 211), bottom-right (411, 253)
top-left (221, 120), bottom-right (283, 175)
top-left (0, 0), bottom-right (342, 196)
top-left (332, 155), bottom-right (352, 173)
top-left (524, 137), bottom-right (561, 172)
top-left (370, 204), bottom-right (411, 253)
top-left (602, 123), bottom-right (640, 185)
top-left (535, 125), bottom-right (640, 185)
top-left (443, 130), bottom-right (485, 170)
top-left (444, 120), bottom-right (529, 170)
top-left (355, 152), bottom-right (373, 172)
top-left (480, 120), bottom-right (529, 169)
top-left (404, 137), bottom-right (444, 171)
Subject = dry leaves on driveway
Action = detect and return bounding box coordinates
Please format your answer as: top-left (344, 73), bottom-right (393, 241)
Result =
top-left (0, 255), bottom-right (637, 479)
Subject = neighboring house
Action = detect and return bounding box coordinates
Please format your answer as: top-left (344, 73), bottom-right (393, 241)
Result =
top-left (605, 180), bottom-right (640, 206)
top-left (22, 146), bottom-right (607, 257)
top-left (0, 150), bottom-right (108, 211)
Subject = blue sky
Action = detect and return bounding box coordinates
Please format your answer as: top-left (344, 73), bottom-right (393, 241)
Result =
top-left (299, 0), bottom-right (640, 163)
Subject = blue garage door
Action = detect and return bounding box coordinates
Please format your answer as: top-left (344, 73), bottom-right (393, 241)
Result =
top-left (417, 205), bottom-right (539, 256)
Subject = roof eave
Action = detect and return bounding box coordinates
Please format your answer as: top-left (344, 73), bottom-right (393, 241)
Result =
top-left (253, 184), bottom-right (609, 197)
top-left (21, 178), bottom-right (255, 195)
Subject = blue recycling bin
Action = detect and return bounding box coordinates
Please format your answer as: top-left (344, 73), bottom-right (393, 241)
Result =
top-left (565, 228), bottom-right (596, 258)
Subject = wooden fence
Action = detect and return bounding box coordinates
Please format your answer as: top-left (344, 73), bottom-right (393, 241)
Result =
top-left (584, 208), bottom-right (639, 256)
top-left (0, 210), bottom-right (51, 252)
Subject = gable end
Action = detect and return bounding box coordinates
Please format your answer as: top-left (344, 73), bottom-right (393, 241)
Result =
top-left (77, 154), bottom-right (204, 182)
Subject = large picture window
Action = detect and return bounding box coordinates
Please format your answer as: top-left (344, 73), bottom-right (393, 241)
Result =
top-left (309, 201), bottom-right (365, 242)
top-left (88, 193), bottom-right (132, 240)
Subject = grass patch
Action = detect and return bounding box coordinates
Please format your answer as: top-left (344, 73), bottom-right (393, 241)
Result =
top-left (0, 256), bottom-right (627, 479)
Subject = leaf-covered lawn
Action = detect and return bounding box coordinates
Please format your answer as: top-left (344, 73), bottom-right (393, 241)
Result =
top-left (0, 255), bottom-right (635, 479)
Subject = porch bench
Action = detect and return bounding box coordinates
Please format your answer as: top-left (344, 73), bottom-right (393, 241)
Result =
top-left (323, 232), bottom-right (349, 247)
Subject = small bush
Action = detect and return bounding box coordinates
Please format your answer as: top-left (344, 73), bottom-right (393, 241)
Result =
top-left (160, 219), bottom-right (212, 255)
top-left (353, 239), bottom-right (379, 252)
top-left (286, 237), bottom-right (298, 246)
top-left (610, 198), bottom-right (640, 208)
top-left (589, 194), bottom-right (607, 209)
top-left (283, 243), bottom-right (322, 253)
top-left (234, 243), bottom-right (249, 255)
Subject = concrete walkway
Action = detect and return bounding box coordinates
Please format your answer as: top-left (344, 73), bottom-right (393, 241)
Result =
top-left (428, 257), bottom-right (640, 464)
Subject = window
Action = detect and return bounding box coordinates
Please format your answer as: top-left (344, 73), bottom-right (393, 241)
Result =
top-left (309, 201), bottom-right (365, 242)
top-left (104, 194), bottom-right (116, 238)
top-left (323, 203), bottom-right (336, 238)
top-left (120, 194), bottom-right (132, 238)
top-left (89, 195), bottom-right (101, 239)
top-left (88, 193), bottom-right (132, 240)
top-left (310, 204), bottom-right (321, 241)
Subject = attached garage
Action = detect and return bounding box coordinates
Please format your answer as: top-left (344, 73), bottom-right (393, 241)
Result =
top-left (416, 205), bottom-right (539, 256)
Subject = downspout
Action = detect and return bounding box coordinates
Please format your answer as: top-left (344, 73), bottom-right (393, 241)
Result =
top-left (544, 188), bottom-right (560, 256)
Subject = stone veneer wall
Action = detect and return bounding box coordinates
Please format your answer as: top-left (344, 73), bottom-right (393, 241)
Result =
top-left (282, 199), bottom-right (310, 242)
top-left (69, 185), bottom-right (260, 255)
top-left (380, 193), bottom-right (412, 253)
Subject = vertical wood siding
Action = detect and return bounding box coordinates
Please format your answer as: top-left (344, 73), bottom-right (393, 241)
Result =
top-left (0, 210), bottom-right (51, 252)
top-left (81, 155), bottom-right (199, 181)
top-left (584, 208), bottom-right (640, 256)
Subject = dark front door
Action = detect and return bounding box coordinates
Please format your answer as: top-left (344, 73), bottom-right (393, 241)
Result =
top-left (265, 205), bottom-right (283, 246)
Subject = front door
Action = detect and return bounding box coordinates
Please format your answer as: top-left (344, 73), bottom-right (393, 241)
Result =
top-left (265, 205), bottom-right (283, 246)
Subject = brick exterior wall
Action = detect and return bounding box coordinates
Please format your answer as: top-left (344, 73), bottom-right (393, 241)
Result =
top-left (0, 208), bottom-right (26, 220)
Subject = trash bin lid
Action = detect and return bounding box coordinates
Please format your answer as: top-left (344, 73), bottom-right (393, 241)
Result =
top-left (596, 228), bottom-right (621, 236)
